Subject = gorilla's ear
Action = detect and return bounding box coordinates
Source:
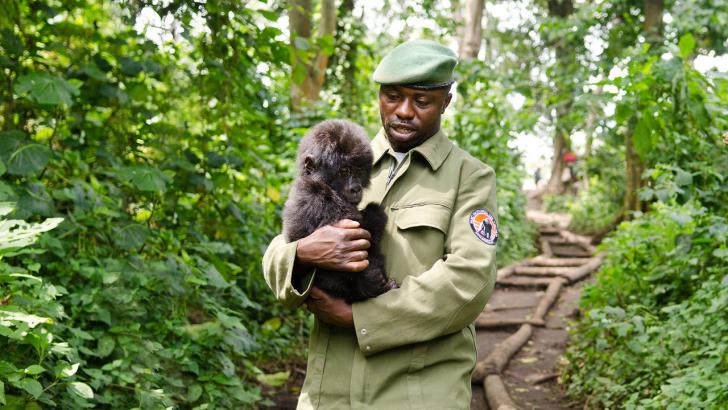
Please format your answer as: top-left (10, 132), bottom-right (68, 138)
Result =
top-left (303, 155), bottom-right (316, 175)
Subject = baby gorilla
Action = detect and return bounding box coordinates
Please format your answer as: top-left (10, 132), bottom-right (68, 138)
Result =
top-left (283, 119), bottom-right (394, 303)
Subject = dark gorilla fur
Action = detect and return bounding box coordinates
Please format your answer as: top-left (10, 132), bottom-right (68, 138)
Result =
top-left (283, 119), bottom-right (394, 303)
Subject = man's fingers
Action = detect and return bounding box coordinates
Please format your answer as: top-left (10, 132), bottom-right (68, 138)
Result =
top-left (333, 219), bottom-right (360, 229)
top-left (344, 239), bottom-right (370, 251)
top-left (309, 286), bottom-right (325, 299)
top-left (341, 259), bottom-right (369, 272)
top-left (343, 228), bottom-right (372, 241)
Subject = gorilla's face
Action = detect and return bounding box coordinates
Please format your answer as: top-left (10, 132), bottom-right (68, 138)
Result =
top-left (378, 85), bottom-right (452, 152)
top-left (329, 165), bottom-right (367, 205)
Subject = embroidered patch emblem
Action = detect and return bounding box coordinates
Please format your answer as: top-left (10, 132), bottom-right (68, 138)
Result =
top-left (469, 209), bottom-right (498, 245)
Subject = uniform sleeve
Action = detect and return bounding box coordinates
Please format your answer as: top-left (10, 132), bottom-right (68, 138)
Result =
top-left (261, 234), bottom-right (316, 309)
top-left (351, 167), bottom-right (497, 356)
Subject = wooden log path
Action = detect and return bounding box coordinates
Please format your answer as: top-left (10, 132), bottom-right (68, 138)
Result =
top-left (471, 223), bottom-right (603, 410)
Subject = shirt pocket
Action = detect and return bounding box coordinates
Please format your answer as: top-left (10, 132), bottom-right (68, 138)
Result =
top-left (390, 203), bottom-right (451, 276)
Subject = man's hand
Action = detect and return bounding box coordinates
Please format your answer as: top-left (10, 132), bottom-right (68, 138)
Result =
top-left (296, 219), bottom-right (371, 272)
top-left (305, 287), bottom-right (354, 328)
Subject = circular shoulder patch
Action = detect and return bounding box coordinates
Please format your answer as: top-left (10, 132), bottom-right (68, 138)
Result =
top-left (469, 209), bottom-right (498, 245)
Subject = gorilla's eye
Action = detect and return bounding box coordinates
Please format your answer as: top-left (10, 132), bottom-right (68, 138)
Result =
top-left (339, 167), bottom-right (352, 177)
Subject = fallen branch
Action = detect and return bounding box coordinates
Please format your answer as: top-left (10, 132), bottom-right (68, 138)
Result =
top-left (563, 253), bottom-right (605, 283)
top-left (532, 278), bottom-right (565, 322)
top-left (497, 276), bottom-right (554, 288)
top-left (475, 317), bottom-right (543, 329)
top-left (540, 238), bottom-right (553, 257)
top-left (527, 256), bottom-right (592, 267)
top-left (472, 324), bottom-right (532, 383)
top-left (484, 375), bottom-right (518, 410)
top-left (524, 372), bottom-right (559, 385)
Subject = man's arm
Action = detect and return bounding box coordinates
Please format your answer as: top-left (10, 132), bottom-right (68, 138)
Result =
top-left (262, 220), bottom-right (372, 309)
top-left (351, 167), bottom-right (497, 356)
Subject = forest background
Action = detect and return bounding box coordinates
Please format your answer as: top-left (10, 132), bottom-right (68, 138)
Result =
top-left (0, 0), bottom-right (726, 408)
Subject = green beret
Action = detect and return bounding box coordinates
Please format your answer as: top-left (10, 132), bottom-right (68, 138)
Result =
top-left (373, 40), bottom-right (457, 89)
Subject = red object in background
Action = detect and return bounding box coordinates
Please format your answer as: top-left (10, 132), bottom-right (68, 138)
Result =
top-left (563, 151), bottom-right (577, 163)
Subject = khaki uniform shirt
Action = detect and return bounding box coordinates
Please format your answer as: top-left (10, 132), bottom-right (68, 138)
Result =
top-left (262, 129), bottom-right (497, 409)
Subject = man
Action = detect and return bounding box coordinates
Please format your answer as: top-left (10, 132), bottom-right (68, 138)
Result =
top-left (263, 39), bottom-right (497, 409)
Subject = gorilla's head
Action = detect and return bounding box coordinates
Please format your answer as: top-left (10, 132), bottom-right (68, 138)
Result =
top-left (297, 120), bottom-right (373, 205)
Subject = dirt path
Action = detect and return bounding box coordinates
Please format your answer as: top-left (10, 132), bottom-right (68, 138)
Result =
top-left (470, 212), bottom-right (602, 410)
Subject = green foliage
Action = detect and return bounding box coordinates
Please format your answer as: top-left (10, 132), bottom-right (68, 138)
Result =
top-left (0, 207), bottom-right (81, 408)
top-left (450, 60), bottom-right (538, 267)
top-left (0, 0), bottom-right (304, 407)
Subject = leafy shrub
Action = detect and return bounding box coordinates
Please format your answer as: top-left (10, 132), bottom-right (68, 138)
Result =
top-left (563, 203), bottom-right (728, 408)
top-left (566, 177), bottom-right (622, 234)
top-left (0, 203), bottom-right (89, 408)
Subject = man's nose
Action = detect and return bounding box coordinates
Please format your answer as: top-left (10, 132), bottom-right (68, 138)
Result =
top-left (394, 99), bottom-right (414, 119)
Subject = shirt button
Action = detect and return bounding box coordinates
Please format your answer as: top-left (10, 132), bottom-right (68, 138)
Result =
top-left (366, 345), bottom-right (371, 351)
top-left (361, 328), bottom-right (367, 335)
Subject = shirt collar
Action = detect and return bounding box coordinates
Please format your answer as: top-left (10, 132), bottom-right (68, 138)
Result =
top-left (371, 128), bottom-right (452, 171)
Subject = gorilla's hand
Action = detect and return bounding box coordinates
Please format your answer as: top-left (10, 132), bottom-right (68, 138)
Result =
top-left (295, 219), bottom-right (371, 272)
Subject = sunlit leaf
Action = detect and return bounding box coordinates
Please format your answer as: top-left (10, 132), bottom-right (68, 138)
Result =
top-left (67, 382), bottom-right (93, 399)
top-left (678, 33), bottom-right (695, 58)
top-left (256, 371), bottom-right (289, 387)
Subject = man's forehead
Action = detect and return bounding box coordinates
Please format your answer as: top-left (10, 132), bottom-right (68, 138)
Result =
top-left (379, 84), bottom-right (448, 96)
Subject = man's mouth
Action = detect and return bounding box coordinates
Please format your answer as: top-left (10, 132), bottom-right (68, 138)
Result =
top-left (389, 123), bottom-right (417, 137)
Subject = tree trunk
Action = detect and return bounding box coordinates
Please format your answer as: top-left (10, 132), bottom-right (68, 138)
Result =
top-left (289, 0), bottom-right (337, 110)
top-left (622, 0), bottom-right (662, 212)
top-left (643, 0), bottom-right (664, 44)
top-left (546, 126), bottom-right (567, 194)
top-left (458, 0), bottom-right (485, 59)
top-left (544, 0), bottom-right (574, 195)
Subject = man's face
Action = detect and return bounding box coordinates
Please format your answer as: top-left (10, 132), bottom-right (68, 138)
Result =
top-left (378, 85), bottom-right (452, 152)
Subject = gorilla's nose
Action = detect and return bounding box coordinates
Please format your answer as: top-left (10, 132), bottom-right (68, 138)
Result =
top-left (350, 185), bottom-right (361, 194)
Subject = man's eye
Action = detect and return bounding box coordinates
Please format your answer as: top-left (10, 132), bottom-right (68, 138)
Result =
top-left (386, 94), bottom-right (399, 101)
top-left (415, 99), bottom-right (430, 106)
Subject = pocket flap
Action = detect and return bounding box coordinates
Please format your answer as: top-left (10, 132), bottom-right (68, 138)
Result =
top-left (394, 204), bottom-right (451, 233)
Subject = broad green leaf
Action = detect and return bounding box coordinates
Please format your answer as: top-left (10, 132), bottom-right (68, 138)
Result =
top-left (15, 73), bottom-right (79, 106)
top-left (97, 335), bottom-right (116, 358)
top-left (632, 120), bottom-right (652, 159)
top-left (67, 381), bottom-right (93, 399)
top-left (675, 170), bottom-right (693, 186)
top-left (112, 224), bottom-right (149, 250)
top-left (0, 130), bottom-right (25, 163)
top-left (7, 144), bottom-right (51, 176)
top-left (186, 383), bottom-right (203, 403)
top-left (0, 159), bottom-right (5, 176)
top-left (678, 33), bottom-right (695, 58)
top-left (1, 28), bottom-right (22, 56)
top-left (119, 57), bottom-right (144, 76)
top-left (17, 378), bottom-right (42, 399)
top-left (23, 365), bottom-right (44, 375)
top-left (120, 166), bottom-right (168, 192)
top-left (0, 380), bottom-right (4, 406)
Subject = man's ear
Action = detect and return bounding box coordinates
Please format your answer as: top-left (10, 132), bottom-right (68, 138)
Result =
top-left (442, 92), bottom-right (453, 113)
top-left (303, 155), bottom-right (316, 174)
